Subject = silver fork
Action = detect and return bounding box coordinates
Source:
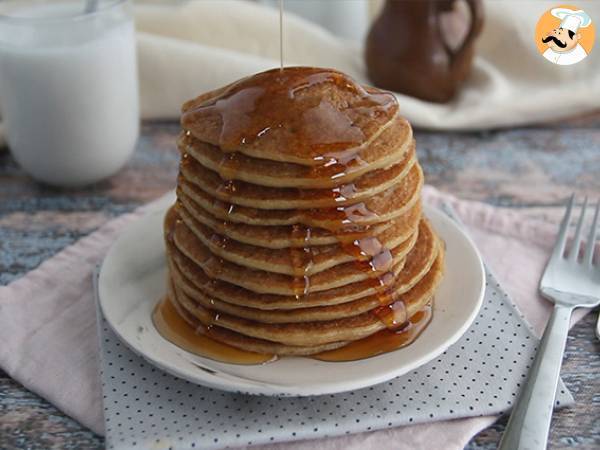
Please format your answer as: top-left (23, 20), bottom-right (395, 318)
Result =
top-left (499, 195), bottom-right (600, 450)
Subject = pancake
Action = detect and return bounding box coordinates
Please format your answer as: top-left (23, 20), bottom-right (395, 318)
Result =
top-left (177, 202), bottom-right (419, 275)
top-left (178, 163), bottom-right (423, 234)
top-left (179, 154), bottom-right (420, 211)
top-left (169, 241), bottom-right (441, 324)
top-left (178, 118), bottom-right (414, 189)
top-left (177, 188), bottom-right (421, 248)
top-left (180, 67), bottom-right (404, 166)
top-left (166, 284), bottom-right (349, 356)
top-left (170, 210), bottom-right (416, 295)
top-left (167, 215), bottom-right (438, 310)
top-left (170, 249), bottom-right (443, 347)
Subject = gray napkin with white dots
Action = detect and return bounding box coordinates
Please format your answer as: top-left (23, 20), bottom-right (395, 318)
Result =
top-left (96, 260), bottom-right (573, 449)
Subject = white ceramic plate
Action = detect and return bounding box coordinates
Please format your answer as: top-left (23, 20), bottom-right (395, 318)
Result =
top-left (98, 193), bottom-right (485, 396)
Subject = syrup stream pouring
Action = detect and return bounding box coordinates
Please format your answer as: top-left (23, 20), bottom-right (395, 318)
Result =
top-left (279, 0), bottom-right (284, 72)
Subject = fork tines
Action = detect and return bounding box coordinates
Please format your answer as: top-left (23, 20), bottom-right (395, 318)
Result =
top-left (553, 195), bottom-right (600, 266)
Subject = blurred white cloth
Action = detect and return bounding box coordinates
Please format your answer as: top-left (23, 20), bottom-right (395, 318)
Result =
top-left (135, 0), bottom-right (600, 130)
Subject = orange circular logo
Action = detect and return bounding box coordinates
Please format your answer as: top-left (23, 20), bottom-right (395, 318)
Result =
top-left (535, 5), bottom-right (595, 65)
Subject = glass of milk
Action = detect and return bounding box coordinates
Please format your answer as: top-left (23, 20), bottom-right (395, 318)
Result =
top-left (0, 0), bottom-right (139, 187)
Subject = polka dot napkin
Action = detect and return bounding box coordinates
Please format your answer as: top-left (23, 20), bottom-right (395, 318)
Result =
top-left (97, 200), bottom-right (573, 450)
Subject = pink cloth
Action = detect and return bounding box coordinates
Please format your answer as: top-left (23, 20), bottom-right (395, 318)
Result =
top-left (0, 186), bottom-right (584, 449)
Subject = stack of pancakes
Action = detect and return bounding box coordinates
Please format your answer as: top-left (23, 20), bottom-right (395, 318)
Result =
top-left (162, 67), bottom-right (444, 359)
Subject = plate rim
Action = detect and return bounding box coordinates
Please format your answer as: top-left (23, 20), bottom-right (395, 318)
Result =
top-left (98, 199), bottom-right (486, 396)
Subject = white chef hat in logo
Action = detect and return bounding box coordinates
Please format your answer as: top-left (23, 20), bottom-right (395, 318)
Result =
top-left (551, 8), bottom-right (592, 33)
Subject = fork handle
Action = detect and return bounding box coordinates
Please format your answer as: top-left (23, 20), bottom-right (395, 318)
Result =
top-left (499, 304), bottom-right (572, 450)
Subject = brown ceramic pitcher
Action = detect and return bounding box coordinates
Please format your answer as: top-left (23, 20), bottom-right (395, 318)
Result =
top-left (366, 0), bottom-right (484, 103)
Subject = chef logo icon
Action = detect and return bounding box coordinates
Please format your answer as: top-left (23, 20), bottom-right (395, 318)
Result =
top-left (535, 5), bottom-right (595, 65)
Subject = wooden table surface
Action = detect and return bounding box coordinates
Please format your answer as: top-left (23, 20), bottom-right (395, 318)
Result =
top-left (1, 115), bottom-right (599, 449)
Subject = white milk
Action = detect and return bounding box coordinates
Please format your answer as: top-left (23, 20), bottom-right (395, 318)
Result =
top-left (0, 1), bottom-right (139, 187)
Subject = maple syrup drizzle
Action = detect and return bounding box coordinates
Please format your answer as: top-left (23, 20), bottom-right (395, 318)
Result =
top-left (218, 152), bottom-right (241, 181)
top-left (314, 304), bottom-right (433, 362)
top-left (152, 296), bottom-right (274, 365)
top-left (279, 0), bottom-right (283, 72)
top-left (329, 194), bottom-right (398, 326)
top-left (153, 295), bottom-right (432, 365)
top-left (180, 128), bottom-right (390, 194)
top-left (181, 67), bottom-right (396, 156)
top-left (289, 223), bottom-right (313, 300)
top-left (373, 299), bottom-right (407, 330)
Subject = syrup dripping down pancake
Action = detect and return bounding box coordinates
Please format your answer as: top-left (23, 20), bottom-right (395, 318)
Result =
top-left (177, 163), bottom-right (424, 235)
top-left (169, 209), bottom-right (416, 295)
top-left (181, 67), bottom-right (401, 165)
top-left (177, 203), bottom-right (419, 276)
top-left (178, 116), bottom-right (414, 189)
top-left (166, 215), bottom-right (438, 311)
top-left (179, 153), bottom-right (420, 211)
top-left (178, 173), bottom-right (416, 228)
top-left (168, 241), bottom-right (441, 324)
top-left (177, 188), bottom-right (419, 249)
top-left (163, 285), bottom-right (349, 357)
top-left (169, 249), bottom-right (443, 347)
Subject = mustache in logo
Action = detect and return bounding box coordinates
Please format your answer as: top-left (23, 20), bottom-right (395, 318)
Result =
top-left (542, 35), bottom-right (567, 48)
